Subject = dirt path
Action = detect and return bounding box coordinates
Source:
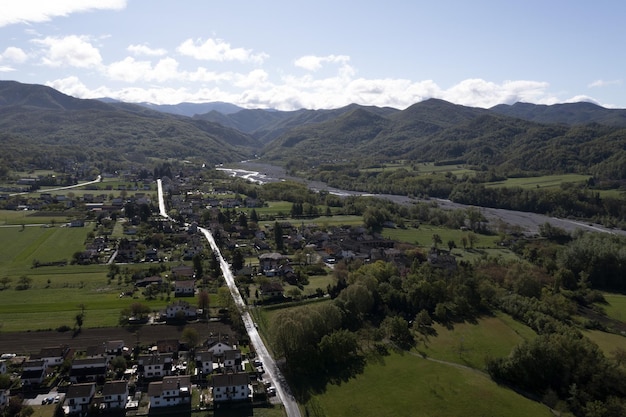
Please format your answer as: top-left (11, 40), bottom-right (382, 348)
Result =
top-left (0, 321), bottom-right (235, 356)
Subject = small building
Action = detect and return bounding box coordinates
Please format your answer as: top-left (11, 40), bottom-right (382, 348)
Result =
top-left (33, 345), bottom-right (70, 368)
top-left (148, 375), bottom-right (192, 409)
top-left (137, 353), bottom-right (173, 379)
top-left (259, 281), bottom-right (285, 300)
top-left (174, 280), bottom-right (195, 297)
top-left (164, 301), bottom-right (197, 320)
top-left (207, 341), bottom-right (233, 357)
top-left (194, 350), bottom-right (214, 375)
top-left (222, 349), bottom-right (243, 372)
top-left (211, 373), bottom-right (251, 403)
top-left (69, 357), bottom-right (108, 383)
top-left (65, 382), bottom-right (96, 417)
top-left (101, 380), bottom-right (129, 410)
top-left (21, 359), bottom-right (46, 385)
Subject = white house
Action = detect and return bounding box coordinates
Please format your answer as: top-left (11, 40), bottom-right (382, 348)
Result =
top-left (164, 300), bottom-right (197, 319)
top-left (65, 382), bottom-right (96, 416)
top-left (21, 359), bottom-right (45, 385)
top-left (174, 280), bottom-right (195, 297)
top-left (101, 380), bottom-right (128, 410)
top-left (211, 373), bottom-right (251, 403)
top-left (33, 345), bottom-right (70, 368)
top-left (207, 341), bottom-right (233, 357)
top-left (148, 375), bottom-right (192, 408)
top-left (222, 349), bottom-right (243, 372)
top-left (138, 353), bottom-right (173, 379)
top-left (194, 350), bottom-right (214, 375)
top-left (69, 357), bottom-right (108, 383)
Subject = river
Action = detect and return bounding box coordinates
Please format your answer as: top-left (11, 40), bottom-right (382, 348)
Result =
top-left (218, 161), bottom-right (626, 237)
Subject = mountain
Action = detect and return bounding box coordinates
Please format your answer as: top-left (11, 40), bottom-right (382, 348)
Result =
top-left (490, 101), bottom-right (626, 127)
top-left (0, 81), bottom-right (260, 168)
top-left (135, 101), bottom-right (244, 117)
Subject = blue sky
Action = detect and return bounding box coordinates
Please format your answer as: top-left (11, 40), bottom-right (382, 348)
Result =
top-left (1, 0), bottom-right (624, 110)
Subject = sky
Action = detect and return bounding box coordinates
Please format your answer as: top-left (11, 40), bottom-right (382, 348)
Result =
top-left (0, 0), bottom-right (625, 110)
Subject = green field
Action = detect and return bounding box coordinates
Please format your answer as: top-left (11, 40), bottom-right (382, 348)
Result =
top-left (417, 313), bottom-right (536, 369)
top-left (602, 293), bottom-right (626, 322)
top-left (307, 350), bottom-right (553, 417)
top-left (0, 224), bottom-right (92, 275)
top-left (486, 173), bottom-right (591, 189)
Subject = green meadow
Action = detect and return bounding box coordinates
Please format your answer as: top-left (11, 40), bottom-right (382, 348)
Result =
top-left (602, 293), bottom-right (626, 322)
top-left (306, 350), bottom-right (553, 417)
top-left (486, 173), bottom-right (591, 189)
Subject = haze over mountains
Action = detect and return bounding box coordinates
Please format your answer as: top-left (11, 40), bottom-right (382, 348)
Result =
top-left (2, 80), bottom-right (626, 180)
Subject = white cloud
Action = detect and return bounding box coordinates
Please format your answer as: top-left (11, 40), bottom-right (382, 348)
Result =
top-left (127, 44), bottom-right (167, 57)
top-left (33, 35), bottom-right (102, 68)
top-left (588, 79), bottom-right (622, 88)
top-left (294, 54), bottom-right (350, 71)
top-left (441, 79), bottom-right (554, 108)
top-left (0, 66), bottom-right (16, 72)
top-left (0, 0), bottom-right (126, 27)
top-left (2, 47), bottom-right (28, 63)
top-left (177, 38), bottom-right (268, 64)
top-left (106, 57), bottom-right (180, 83)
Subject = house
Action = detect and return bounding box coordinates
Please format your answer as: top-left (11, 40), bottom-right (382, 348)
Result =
top-left (258, 252), bottom-right (289, 276)
top-left (20, 359), bottom-right (46, 385)
top-left (65, 382), bottom-right (96, 416)
top-left (32, 345), bottom-right (70, 368)
top-left (0, 388), bottom-right (8, 409)
top-left (164, 300), bottom-right (197, 319)
top-left (69, 357), bottom-right (108, 383)
top-left (101, 380), bottom-right (128, 410)
top-left (174, 280), bottom-right (195, 297)
top-left (207, 341), bottom-right (233, 357)
top-left (156, 339), bottom-right (180, 354)
top-left (194, 350), bottom-right (214, 375)
top-left (148, 375), bottom-right (192, 408)
top-left (211, 373), bottom-right (251, 403)
top-left (259, 281), bottom-right (285, 300)
top-left (171, 265), bottom-right (194, 279)
top-left (135, 275), bottom-right (163, 288)
top-left (85, 340), bottom-right (124, 361)
top-left (137, 353), bottom-right (173, 379)
top-left (222, 349), bottom-right (243, 372)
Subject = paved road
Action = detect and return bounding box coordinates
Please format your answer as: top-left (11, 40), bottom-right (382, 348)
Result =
top-left (9, 175), bottom-right (102, 196)
top-left (157, 179), bottom-right (301, 417)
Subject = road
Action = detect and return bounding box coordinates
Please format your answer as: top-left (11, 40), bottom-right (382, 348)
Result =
top-left (157, 179), bottom-right (301, 417)
top-left (9, 175), bottom-right (102, 196)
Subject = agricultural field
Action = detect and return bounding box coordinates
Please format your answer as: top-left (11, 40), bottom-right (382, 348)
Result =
top-left (485, 173), bottom-right (591, 190)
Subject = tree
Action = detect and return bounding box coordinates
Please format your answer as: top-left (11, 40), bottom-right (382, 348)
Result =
top-left (16, 275), bottom-right (32, 290)
top-left (231, 248), bottom-right (244, 272)
top-left (250, 209), bottom-right (259, 223)
top-left (382, 315), bottom-right (414, 349)
top-left (447, 239), bottom-right (456, 252)
top-left (182, 326), bottom-right (200, 351)
top-left (431, 233), bottom-right (442, 248)
top-left (0, 276), bottom-right (11, 290)
top-left (75, 304), bottom-right (86, 331)
top-left (192, 254), bottom-right (204, 279)
top-left (198, 290), bottom-right (210, 318)
top-left (274, 221), bottom-right (284, 251)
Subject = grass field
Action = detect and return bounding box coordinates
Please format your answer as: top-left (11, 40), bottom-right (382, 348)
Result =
top-left (306, 350), bottom-right (553, 417)
top-left (486, 173), bottom-right (591, 190)
top-left (602, 293), bottom-right (626, 322)
top-left (0, 224), bottom-right (92, 276)
top-left (417, 313), bottom-right (536, 369)
top-left (584, 329), bottom-right (626, 362)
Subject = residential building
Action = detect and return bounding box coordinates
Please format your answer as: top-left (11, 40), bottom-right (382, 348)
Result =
top-left (148, 375), bottom-right (192, 408)
top-left (211, 373), bottom-right (251, 403)
top-left (101, 380), bottom-right (128, 410)
top-left (174, 280), bottom-right (195, 297)
top-left (195, 350), bottom-right (214, 375)
top-left (222, 349), bottom-right (243, 372)
top-left (137, 353), bottom-right (173, 378)
top-left (32, 345), bottom-right (70, 368)
top-left (69, 357), bottom-right (108, 383)
top-left (164, 300), bottom-right (197, 319)
top-left (21, 359), bottom-right (45, 385)
top-left (65, 382), bottom-right (96, 416)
